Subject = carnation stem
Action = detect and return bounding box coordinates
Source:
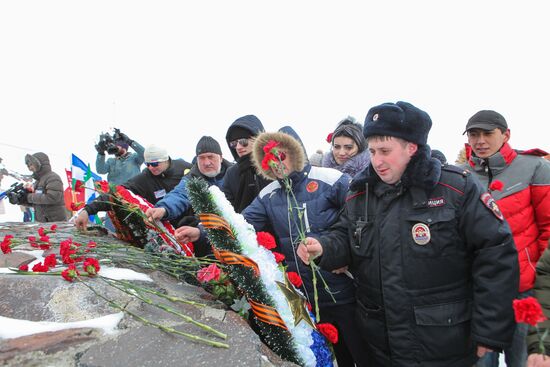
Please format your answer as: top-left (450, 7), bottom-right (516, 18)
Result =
top-left (102, 278), bottom-right (226, 339)
top-left (80, 277), bottom-right (229, 348)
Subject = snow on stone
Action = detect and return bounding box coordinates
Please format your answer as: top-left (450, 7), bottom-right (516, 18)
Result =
top-left (99, 266), bottom-right (153, 282)
top-left (0, 312), bottom-right (124, 339)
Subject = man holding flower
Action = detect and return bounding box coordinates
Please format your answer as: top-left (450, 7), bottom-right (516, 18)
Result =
top-left (298, 101), bottom-right (519, 366)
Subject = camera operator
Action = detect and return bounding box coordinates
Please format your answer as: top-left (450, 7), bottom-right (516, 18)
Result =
top-left (95, 129), bottom-right (145, 185)
top-left (8, 152), bottom-right (67, 222)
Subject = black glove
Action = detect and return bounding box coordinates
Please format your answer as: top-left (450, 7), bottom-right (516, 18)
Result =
top-left (118, 132), bottom-right (134, 146)
top-left (95, 141), bottom-right (106, 155)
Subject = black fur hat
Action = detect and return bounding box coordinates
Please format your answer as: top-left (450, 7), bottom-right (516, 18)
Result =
top-left (363, 101), bottom-right (432, 145)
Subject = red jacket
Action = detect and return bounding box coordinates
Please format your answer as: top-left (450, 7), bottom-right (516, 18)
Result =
top-left (465, 143), bottom-right (550, 291)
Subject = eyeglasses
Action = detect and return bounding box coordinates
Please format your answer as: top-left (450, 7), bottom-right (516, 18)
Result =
top-left (145, 162), bottom-right (161, 167)
top-left (229, 138), bottom-right (249, 148)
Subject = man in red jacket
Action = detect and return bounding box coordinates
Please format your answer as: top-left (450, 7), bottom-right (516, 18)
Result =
top-left (463, 110), bottom-right (550, 367)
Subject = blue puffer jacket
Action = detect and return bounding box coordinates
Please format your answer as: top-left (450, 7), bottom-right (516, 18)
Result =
top-left (243, 164), bottom-right (356, 307)
top-left (155, 159), bottom-right (232, 221)
top-left (96, 141), bottom-right (145, 185)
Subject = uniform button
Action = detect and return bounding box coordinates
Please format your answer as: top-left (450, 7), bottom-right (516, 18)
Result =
top-left (447, 318), bottom-right (452, 324)
top-left (427, 218), bottom-right (432, 223)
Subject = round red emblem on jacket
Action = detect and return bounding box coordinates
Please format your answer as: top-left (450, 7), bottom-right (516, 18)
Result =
top-left (306, 181), bottom-right (319, 193)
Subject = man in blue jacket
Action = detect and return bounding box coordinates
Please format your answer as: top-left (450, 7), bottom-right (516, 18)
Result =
top-left (145, 136), bottom-right (232, 246)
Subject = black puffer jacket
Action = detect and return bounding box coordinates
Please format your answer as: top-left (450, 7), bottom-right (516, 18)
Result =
top-left (318, 145), bottom-right (519, 366)
top-left (222, 115), bottom-right (270, 213)
top-left (84, 158), bottom-right (192, 215)
top-left (23, 152), bottom-right (67, 222)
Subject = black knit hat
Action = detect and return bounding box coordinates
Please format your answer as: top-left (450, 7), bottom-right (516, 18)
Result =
top-left (196, 136), bottom-right (222, 156)
top-left (364, 101), bottom-right (432, 145)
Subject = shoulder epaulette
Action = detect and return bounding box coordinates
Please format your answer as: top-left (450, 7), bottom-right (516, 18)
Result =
top-left (442, 164), bottom-right (470, 177)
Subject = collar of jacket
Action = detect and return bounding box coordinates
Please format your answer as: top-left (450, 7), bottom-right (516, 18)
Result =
top-left (277, 164), bottom-right (311, 188)
top-left (468, 142), bottom-right (517, 176)
top-left (350, 144), bottom-right (441, 193)
top-left (323, 149), bottom-right (371, 172)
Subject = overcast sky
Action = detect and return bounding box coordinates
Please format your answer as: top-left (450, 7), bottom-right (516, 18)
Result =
top-left (1, 0), bottom-right (549, 221)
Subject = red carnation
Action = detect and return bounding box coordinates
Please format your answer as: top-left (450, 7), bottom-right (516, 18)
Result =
top-left (50, 224), bottom-right (58, 232)
top-left (197, 264), bottom-right (222, 283)
top-left (83, 257), bottom-right (100, 276)
top-left (28, 236), bottom-right (36, 243)
top-left (61, 264), bottom-right (80, 282)
top-left (489, 180), bottom-right (504, 192)
top-left (1, 240), bottom-right (12, 254)
top-left (44, 254), bottom-right (57, 268)
top-left (38, 227), bottom-right (46, 237)
top-left (19, 264), bottom-right (29, 271)
top-left (257, 232), bottom-right (277, 250)
top-left (261, 152), bottom-right (277, 171)
top-left (3, 235), bottom-right (14, 241)
top-left (317, 323), bottom-right (339, 344)
top-left (40, 235), bottom-right (50, 243)
top-left (273, 251), bottom-right (285, 263)
top-left (287, 271), bottom-right (303, 288)
top-left (326, 132), bottom-right (333, 144)
top-left (263, 140), bottom-right (280, 154)
top-left (87, 241), bottom-right (97, 248)
top-left (32, 262), bottom-right (49, 273)
top-left (513, 297), bottom-right (547, 326)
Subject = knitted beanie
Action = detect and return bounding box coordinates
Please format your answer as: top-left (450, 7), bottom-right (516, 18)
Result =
top-left (196, 136), bottom-right (222, 156)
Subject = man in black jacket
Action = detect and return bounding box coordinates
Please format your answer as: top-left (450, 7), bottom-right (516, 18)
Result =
top-left (222, 114), bottom-right (270, 213)
top-left (298, 101), bottom-right (519, 366)
top-left (75, 144), bottom-right (192, 229)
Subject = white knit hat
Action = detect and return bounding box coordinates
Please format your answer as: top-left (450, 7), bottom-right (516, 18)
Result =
top-left (144, 145), bottom-right (169, 163)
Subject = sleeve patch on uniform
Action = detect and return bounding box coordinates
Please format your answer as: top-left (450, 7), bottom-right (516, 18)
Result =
top-left (480, 192), bottom-right (504, 221)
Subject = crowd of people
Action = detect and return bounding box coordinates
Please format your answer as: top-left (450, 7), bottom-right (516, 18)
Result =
top-left (2, 103), bottom-right (550, 366)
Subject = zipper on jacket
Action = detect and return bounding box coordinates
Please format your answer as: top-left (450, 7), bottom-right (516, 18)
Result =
top-left (302, 202), bottom-right (311, 233)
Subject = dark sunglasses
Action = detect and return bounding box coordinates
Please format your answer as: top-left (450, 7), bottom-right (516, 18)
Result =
top-left (229, 138), bottom-right (249, 148)
top-left (145, 162), bottom-right (161, 167)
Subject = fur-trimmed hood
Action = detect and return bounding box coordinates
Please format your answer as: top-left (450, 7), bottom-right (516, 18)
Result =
top-left (251, 131), bottom-right (306, 181)
top-left (350, 144), bottom-right (441, 192)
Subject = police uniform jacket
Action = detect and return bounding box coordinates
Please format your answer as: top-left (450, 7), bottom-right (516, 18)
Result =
top-left (317, 145), bottom-right (519, 366)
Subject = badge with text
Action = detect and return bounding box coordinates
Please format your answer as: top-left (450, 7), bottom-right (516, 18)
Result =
top-left (412, 223), bottom-right (431, 245)
top-left (306, 181), bottom-right (319, 193)
top-left (480, 192), bottom-right (504, 221)
top-left (154, 189), bottom-right (167, 199)
top-left (427, 197), bottom-right (446, 208)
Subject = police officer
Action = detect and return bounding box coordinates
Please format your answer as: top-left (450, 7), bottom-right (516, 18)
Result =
top-left (298, 101), bottom-right (519, 366)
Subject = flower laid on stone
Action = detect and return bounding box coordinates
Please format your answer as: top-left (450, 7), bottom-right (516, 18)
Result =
top-left (83, 257), bottom-right (100, 276)
top-left (61, 264), bottom-right (80, 282)
top-left (1, 235), bottom-right (14, 254)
